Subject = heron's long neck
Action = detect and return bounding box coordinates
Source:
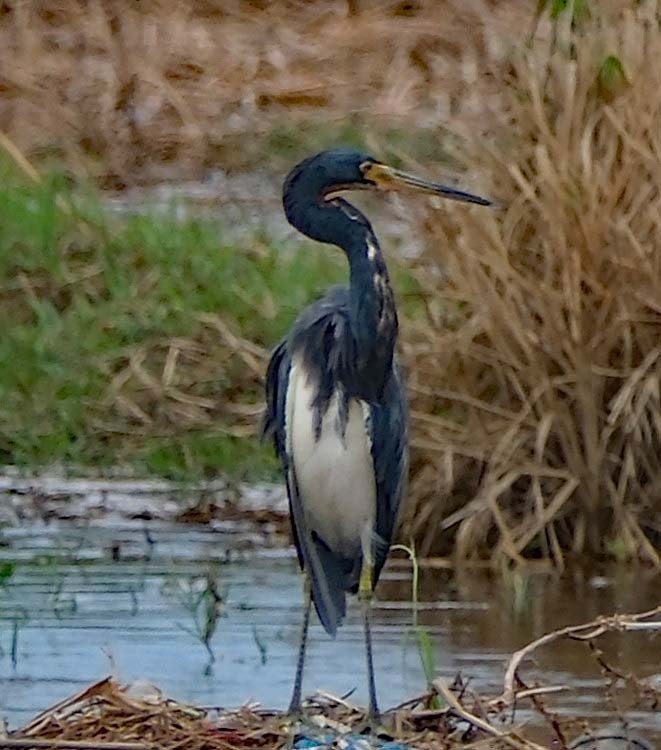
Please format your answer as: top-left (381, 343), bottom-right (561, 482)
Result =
top-left (346, 229), bottom-right (397, 345)
top-left (283, 191), bottom-right (398, 397)
top-left (344, 226), bottom-right (398, 396)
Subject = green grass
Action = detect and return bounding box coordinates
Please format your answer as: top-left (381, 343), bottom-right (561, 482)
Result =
top-left (0, 156), bottom-right (420, 480)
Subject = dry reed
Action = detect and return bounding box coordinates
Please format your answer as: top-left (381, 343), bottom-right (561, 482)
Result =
top-left (0, 0), bottom-right (531, 185)
top-left (401, 2), bottom-right (661, 564)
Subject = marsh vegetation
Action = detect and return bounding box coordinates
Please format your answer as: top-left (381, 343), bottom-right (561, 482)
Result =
top-left (0, 0), bottom-right (659, 565)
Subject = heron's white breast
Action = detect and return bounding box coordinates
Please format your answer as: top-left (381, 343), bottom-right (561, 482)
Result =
top-left (285, 359), bottom-right (376, 560)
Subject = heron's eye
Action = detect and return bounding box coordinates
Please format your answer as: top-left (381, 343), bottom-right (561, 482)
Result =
top-left (360, 162), bottom-right (394, 190)
top-left (359, 161), bottom-right (378, 184)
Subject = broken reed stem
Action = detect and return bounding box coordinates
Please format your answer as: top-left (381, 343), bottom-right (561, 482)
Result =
top-left (500, 605), bottom-right (661, 704)
top-left (433, 679), bottom-right (551, 750)
top-left (0, 132), bottom-right (42, 184)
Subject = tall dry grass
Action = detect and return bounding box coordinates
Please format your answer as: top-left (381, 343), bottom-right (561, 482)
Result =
top-left (0, 0), bottom-right (531, 185)
top-left (402, 2), bottom-right (661, 565)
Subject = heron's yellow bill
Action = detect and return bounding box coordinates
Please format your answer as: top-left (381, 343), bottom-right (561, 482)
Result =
top-left (361, 161), bottom-right (492, 206)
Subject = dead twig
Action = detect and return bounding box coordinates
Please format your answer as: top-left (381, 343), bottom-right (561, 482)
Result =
top-left (433, 679), bottom-right (551, 750)
top-left (500, 605), bottom-right (661, 704)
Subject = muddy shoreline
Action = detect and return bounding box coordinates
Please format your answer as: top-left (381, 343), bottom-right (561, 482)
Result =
top-left (0, 469), bottom-right (287, 524)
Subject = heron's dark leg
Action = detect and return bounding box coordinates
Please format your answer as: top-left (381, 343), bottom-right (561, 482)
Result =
top-left (288, 577), bottom-right (312, 716)
top-left (359, 561), bottom-right (379, 720)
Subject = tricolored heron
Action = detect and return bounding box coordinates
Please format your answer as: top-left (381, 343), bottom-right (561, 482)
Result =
top-left (263, 148), bottom-right (491, 719)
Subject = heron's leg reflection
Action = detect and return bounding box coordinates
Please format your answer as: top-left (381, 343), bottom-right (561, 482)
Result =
top-left (288, 577), bottom-right (312, 716)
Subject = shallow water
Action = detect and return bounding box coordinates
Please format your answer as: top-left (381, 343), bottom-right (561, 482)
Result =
top-left (0, 517), bottom-right (659, 744)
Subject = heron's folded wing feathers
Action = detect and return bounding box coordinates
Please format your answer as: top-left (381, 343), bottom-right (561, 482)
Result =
top-left (370, 363), bottom-right (409, 584)
top-left (262, 338), bottom-right (289, 462)
top-left (263, 290), bottom-right (406, 628)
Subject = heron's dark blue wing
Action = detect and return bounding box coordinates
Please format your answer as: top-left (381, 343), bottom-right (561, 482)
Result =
top-left (262, 338), bottom-right (305, 570)
top-left (263, 287), bottom-right (405, 630)
top-left (262, 337), bottom-right (290, 464)
top-left (370, 362), bottom-right (408, 585)
top-left (263, 292), bottom-right (357, 635)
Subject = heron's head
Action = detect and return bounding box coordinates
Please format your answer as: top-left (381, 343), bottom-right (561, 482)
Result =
top-left (284, 147), bottom-right (492, 207)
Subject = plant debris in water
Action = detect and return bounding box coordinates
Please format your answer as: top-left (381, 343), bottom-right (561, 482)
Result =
top-left (3, 607), bottom-right (659, 750)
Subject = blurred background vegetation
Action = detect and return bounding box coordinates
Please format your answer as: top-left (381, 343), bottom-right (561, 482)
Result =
top-left (0, 0), bottom-right (659, 564)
